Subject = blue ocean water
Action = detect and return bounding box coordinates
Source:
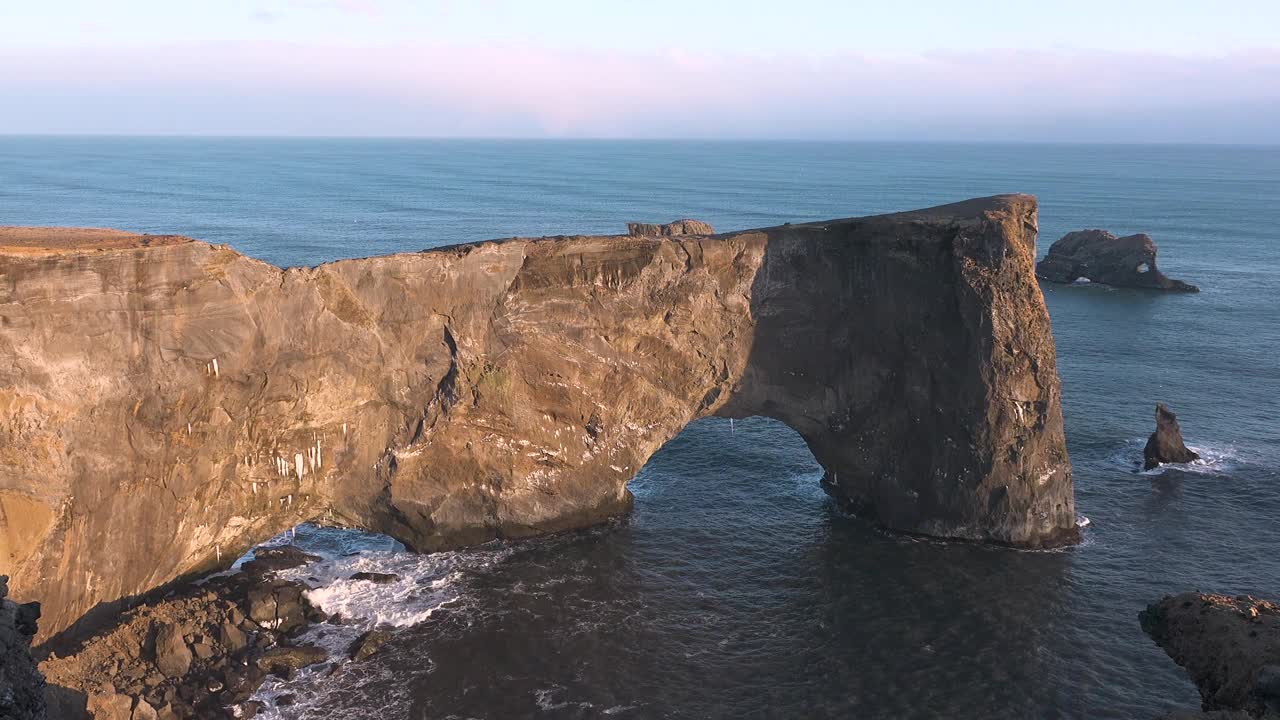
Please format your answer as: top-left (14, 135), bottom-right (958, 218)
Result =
top-left (3, 138), bottom-right (1278, 719)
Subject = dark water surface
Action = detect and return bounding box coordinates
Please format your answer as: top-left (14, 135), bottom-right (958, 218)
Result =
top-left (3, 139), bottom-right (1278, 719)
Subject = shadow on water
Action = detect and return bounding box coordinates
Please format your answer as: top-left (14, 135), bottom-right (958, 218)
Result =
top-left (262, 417), bottom-right (1081, 720)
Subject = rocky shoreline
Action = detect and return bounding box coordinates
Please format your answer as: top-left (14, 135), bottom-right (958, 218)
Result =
top-left (1143, 593), bottom-right (1280, 719)
top-left (38, 546), bottom-right (386, 720)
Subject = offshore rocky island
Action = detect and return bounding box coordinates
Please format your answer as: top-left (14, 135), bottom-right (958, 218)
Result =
top-left (0, 196), bottom-right (1268, 718)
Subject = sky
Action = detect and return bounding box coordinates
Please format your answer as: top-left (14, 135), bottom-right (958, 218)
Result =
top-left (2, 0), bottom-right (1278, 141)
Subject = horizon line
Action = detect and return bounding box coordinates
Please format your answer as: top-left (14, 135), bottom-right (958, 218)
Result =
top-left (2, 133), bottom-right (1278, 148)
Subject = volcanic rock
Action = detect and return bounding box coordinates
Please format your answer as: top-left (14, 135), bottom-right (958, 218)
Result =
top-left (254, 645), bottom-right (327, 676)
top-left (0, 575), bottom-right (45, 720)
top-left (239, 546), bottom-right (320, 577)
top-left (348, 629), bottom-right (392, 662)
top-left (626, 219), bottom-right (714, 236)
top-left (0, 195), bottom-right (1077, 642)
top-left (1141, 593), bottom-right (1280, 717)
top-left (1036, 229), bottom-right (1199, 291)
top-left (1144, 404), bottom-right (1200, 470)
top-left (152, 623), bottom-right (193, 679)
top-left (349, 572), bottom-right (399, 585)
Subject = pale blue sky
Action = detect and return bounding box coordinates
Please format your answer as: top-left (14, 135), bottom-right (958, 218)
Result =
top-left (5, 0), bottom-right (1278, 53)
top-left (3, 1), bottom-right (1278, 140)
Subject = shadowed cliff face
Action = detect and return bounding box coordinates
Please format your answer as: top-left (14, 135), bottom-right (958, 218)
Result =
top-left (0, 195), bottom-right (1075, 641)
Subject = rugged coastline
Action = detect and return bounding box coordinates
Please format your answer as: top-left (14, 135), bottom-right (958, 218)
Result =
top-left (0, 195), bottom-right (1078, 646)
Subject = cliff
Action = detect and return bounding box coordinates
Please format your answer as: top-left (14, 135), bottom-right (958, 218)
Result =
top-left (1142, 593), bottom-right (1280, 718)
top-left (0, 195), bottom-right (1076, 642)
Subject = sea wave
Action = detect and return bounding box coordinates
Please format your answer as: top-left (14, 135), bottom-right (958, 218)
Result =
top-left (247, 525), bottom-right (511, 719)
top-left (1109, 438), bottom-right (1245, 476)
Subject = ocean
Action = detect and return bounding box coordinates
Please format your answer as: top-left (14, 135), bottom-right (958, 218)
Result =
top-left (3, 138), bottom-right (1278, 719)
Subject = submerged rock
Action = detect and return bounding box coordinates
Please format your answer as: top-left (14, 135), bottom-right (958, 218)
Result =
top-left (348, 572), bottom-right (399, 585)
top-left (1144, 404), bottom-right (1200, 470)
top-left (1141, 593), bottom-right (1280, 718)
top-left (1, 195), bottom-right (1077, 641)
top-left (1036, 229), bottom-right (1199, 291)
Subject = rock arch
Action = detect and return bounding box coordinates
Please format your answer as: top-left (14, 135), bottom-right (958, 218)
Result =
top-left (0, 195), bottom-right (1075, 640)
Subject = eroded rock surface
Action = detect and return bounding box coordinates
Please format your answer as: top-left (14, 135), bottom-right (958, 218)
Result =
top-left (0, 195), bottom-right (1076, 642)
top-left (0, 575), bottom-right (45, 720)
top-left (1036, 229), bottom-right (1199, 291)
top-left (1144, 404), bottom-right (1201, 470)
top-left (1141, 593), bottom-right (1280, 718)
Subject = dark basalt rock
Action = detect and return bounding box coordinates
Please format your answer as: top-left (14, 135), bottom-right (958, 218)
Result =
top-left (1036, 229), bottom-right (1199, 291)
top-left (0, 575), bottom-right (46, 720)
top-left (254, 645), bottom-right (327, 676)
top-left (1141, 593), bottom-right (1280, 718)
top-left (347, 629), bottom-right (392, 662)
top-left (1, 195), bottom-right (1077, 642)
top-left (1144, 404), bottom-right (1200, 470)
top-left (239, 546), bottom-right (320, 577)
top-left (348, 572), bottom-right (399, 585)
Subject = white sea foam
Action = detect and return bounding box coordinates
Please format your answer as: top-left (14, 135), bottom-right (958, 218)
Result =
top-left (246, 525), bottom-right (511, 719)
top-left (1109, 438), bottom-right (1246, 477)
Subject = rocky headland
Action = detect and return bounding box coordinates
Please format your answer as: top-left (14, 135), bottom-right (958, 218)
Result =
top-left (1142, 593), bottom-right (1280, 718)
top-left (1036, 229), bottom-right (1199, 291)
top-left (0, 195), bottom-right (1078, 649)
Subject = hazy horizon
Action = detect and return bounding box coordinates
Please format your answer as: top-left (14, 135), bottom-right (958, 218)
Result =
top-left (4, 1), bottom-right (1279, 143)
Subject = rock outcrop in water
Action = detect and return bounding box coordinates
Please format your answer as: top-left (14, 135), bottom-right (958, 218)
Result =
top-left (0, 576), bottom-right (45, 720)
top-left (1036, 230), bottom-right (1199, 291)
top-left (0, 195), bottom-right (1077, 643)
top-left (1144, 404), bottom-right (1201, 470)
top-left (1141, 593), bottom-right (1280, 718)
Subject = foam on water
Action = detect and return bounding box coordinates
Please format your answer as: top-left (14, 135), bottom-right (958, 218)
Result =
top-left (1108, 438), bottom-right (1246, 476)
top-left (244, 525), bottom-right (513, 719)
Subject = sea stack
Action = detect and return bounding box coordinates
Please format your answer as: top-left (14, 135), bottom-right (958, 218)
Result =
top-left (0, 195), bottom-right (1078, 642)
top-left (1036, 229), bottom-right (1199, 291)
top-left (1144, 404), bottom-right (1201, 470)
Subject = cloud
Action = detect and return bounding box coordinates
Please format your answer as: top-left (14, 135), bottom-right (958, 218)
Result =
top-left (2, 42), bottom-right (1277, 141)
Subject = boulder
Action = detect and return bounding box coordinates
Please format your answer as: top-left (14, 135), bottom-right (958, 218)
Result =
top-left (349, 572), bottom-right (399, 585)
top-left (244, 580), bottom-right (309, 633)
top-left (255, 645), bottom-right (328, 676)
top-left (1036, 229), bottom-right (1198, 291)
top-left (1140, 593), bottom-right (1280, 717)
top-left (348, 629), bottom-right (392, 662)
top-left (131, 698), bottom-right (159, 720)
top-left (1143, 404), bottom-right (1200, 470)
top-left (152, 623), bottom-right (193, 679)
top-left (239, 545), bottom-right (320, 577)
top-left (87, 692), bottom-right (135, 720)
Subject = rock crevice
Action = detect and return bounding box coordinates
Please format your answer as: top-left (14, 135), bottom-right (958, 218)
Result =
top-left (0, 195), bottom-right (1076, 642)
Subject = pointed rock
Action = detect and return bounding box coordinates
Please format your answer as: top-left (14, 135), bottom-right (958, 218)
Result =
top-left (1143, 404), bottom-right (1200, 470)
